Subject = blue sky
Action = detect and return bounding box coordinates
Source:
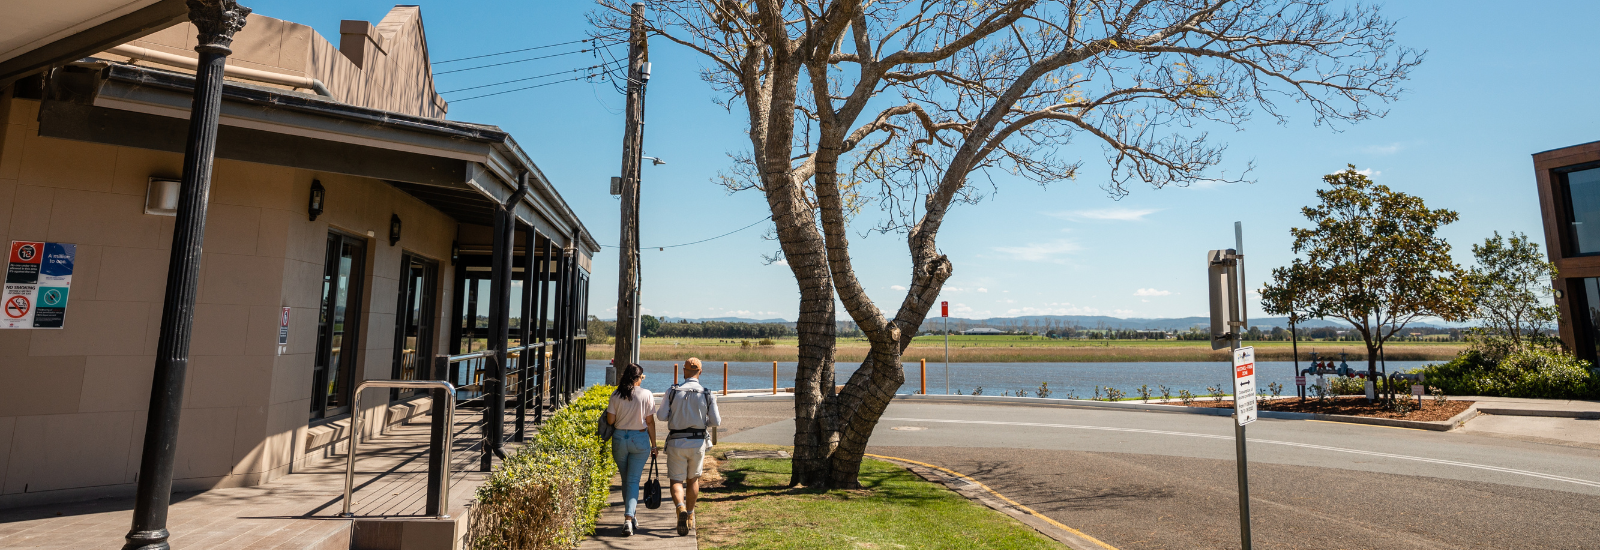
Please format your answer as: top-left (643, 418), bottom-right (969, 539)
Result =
top-left (250, 0), bottom-right (1599, 322)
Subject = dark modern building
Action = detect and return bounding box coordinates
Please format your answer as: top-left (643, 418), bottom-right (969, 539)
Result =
top-left (1534, 141), bottom-right (1600, 364)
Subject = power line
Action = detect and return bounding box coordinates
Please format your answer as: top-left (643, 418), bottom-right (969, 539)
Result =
top-left (600, 216), bottom-right (774, 250)
top-left (433, 32), bottom-right (627, 64)
top-left (435, 48), bottom-right (592, 75)
top-left (450, 73), bottom-right (597, 102)
top-left (438, 66), bottom-right (600, 94)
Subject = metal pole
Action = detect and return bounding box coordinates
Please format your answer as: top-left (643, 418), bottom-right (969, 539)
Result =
top-left (723, 362), bottom-right (728, 395)
top-left (427, 356), bottom-right (448, 516)
top-left (534, 238), bottom-right (551, 423)
top-left (612, 2), bottom-right (647, 382)
top-left (124, 4), bottom-right (248, 549)
top-left (1233, 222), bottom-right (1252, 550)
top-left (516, 226), bottom-right (535, 441)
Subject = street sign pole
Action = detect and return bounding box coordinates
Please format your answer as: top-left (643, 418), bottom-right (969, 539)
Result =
top-left (1232, 221), bottom-right (1253, 550)
top-left (942, 301), bottom-right (949, 395)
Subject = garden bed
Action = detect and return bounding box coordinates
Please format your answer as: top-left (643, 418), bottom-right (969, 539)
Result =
top-left (1177, 395), bottom-right (1474, 421)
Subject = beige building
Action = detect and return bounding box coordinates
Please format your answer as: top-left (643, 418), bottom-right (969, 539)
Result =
top-left (0, 3), bottom-right (596, 511)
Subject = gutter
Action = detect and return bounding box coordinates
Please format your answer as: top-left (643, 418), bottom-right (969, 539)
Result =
top-left (106, 44), bottom-right (333, 97)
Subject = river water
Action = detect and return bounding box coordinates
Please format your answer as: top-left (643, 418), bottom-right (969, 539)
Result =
top-left (584, 359), bottom-right (1433, 397)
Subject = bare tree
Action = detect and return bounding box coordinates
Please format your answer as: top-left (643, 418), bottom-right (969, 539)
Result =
top-left (595, 0), bottom-right (1419, 488)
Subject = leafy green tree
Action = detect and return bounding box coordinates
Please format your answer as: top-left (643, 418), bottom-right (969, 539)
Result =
top-left (1468, 231), bottom-right (1558, 351)
top-left (640, 314), bottom-right (660, 338)
top-left (1262, 166), bottom-right (1475, 389)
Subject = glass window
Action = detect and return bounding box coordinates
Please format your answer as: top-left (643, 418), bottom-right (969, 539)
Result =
top-left (392, 254), bottom-right (437, 401)
top-left (1564, 166), bottom-right (1600, 255)
top-left (312, 233), bottom-right (366, 419)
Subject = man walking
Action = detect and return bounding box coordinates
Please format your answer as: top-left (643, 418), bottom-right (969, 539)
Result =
top-left (657, 357), bottom-right (720, 536)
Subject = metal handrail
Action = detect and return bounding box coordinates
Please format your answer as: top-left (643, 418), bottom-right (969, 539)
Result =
top-left (343, 379), bottom-right (456, 519)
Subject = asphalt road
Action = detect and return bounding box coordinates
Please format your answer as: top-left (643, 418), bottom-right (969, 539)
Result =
top-left (719, 399), bottom-right (1600, 550)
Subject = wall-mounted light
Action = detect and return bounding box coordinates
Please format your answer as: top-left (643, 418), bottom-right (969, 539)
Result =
top-left (1554, 289), bottom-right (1565, 300)
top-left (144, 177), bottom-right (180, 216)
top-left (451, 241), bottom-right (459, 266)
top-left (308, 180), bottom-right (325, 221)
top-left (389, 214), bottom-right (402, 246)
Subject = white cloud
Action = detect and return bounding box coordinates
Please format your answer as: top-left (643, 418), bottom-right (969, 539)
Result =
top-left (1133, 288), bottom-right (1173, 297)
top-left (1362, 143), bottom-right (1403, 155)
top-left (977, 288), bottom-right (989, 293)
top-left (1004, 303), bottom-right (1135, 317)
top-left (1052, 207), bottom-right (1160, 222)
top-left (993, 240), bottom-right (1082, 263)
top-left (774, 259), bottom-right (789, 266)
top-left (1356, 168), bottom-right (1382, 177)
top-left (889, 285), bottom-right (907, 291)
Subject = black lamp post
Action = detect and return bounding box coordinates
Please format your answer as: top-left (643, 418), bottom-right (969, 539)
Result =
top-left (124, 2), bottom-right (250, 549)
top-left (308, 180), bottom-right (325, 220)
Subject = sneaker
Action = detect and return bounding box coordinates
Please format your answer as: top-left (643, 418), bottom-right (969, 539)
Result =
top-left (677, 508), bottom-right (689, 536)
top-left (687, 511), bottom-right (696, 531)
top-left (623, 519), bottom-right (634, 537)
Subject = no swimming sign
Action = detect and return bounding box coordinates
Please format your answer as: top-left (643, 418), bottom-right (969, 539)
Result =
top-left (3, 241), bottom-right (75, 329)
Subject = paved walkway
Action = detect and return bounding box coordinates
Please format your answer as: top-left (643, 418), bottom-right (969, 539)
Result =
top-left (579, 475), bottom-right (697, 550)
top-left (1462, 395), bottom-right (1600, 416)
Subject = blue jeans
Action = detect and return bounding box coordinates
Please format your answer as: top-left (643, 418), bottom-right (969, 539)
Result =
top-left (611, 430), bottom-right (650, 517)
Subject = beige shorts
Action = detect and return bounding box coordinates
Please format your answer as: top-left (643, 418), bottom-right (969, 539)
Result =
top-left (664, 443), bottom-right (706, 482)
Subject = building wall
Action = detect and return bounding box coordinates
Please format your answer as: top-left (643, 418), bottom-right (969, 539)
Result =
top-left (0, 90), bottom-right (457, 507)
top-left (102, 7), bottom-right (448, 119)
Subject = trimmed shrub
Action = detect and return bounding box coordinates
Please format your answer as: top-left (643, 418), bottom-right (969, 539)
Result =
top-left (1418, 348), bottom-right (1595, 399)
top-left (469, 385), bottom-right (617, 549)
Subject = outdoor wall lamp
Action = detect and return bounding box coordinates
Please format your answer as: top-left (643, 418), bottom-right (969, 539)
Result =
top-left (1554, 289), bottom-right (1565, 299)
top-left (389, 214), bottom-right (402, 246)
top-left (308, 180), bottom-right (325, 221)
top-left (144, 177), bottom-right (181, 216)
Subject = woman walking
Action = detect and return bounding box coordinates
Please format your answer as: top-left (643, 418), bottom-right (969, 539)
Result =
top-left (605, 363), bottom-right (658, 536)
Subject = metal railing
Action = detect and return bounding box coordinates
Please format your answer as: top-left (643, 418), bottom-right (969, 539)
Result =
top-left (342, 379), bottom-right (456, 519)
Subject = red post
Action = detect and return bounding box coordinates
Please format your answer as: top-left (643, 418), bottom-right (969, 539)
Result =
top-left (920, 359), bottom-right (927, 395)
top-left (723, 362), bottom-right (728, 396)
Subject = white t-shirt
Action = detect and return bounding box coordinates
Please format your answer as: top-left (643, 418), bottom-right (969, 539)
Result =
top-left (606, 386), bottom-right (656, 431)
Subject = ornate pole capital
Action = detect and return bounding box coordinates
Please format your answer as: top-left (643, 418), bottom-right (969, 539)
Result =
top-left (187, 0), bottom-right (251, 55)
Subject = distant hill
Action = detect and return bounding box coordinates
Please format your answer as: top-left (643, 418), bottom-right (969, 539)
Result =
top-left (603, 314), bottom-right (1453, 330)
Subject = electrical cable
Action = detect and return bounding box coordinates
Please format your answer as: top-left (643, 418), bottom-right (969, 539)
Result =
top-left (432, 33), bottom-right (625, 64)
top-left (599, 215), bottom-right (773, 250)
top-left (439, 66), bottom-right (600, 94)
top-left (435, 49), bottom-right (591, 75)
top-left (450, 73), bottom-right (597, 102)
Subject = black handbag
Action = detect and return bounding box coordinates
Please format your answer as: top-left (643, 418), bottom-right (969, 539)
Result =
top-left (643, 454), bottom-right (663, 509)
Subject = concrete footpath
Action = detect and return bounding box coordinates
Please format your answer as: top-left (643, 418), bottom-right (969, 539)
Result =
top-left (579, 475), bottom-right (696, 550)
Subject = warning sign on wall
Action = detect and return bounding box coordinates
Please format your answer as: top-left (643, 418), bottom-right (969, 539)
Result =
top-left (3, 241), bottom-right (74, 329)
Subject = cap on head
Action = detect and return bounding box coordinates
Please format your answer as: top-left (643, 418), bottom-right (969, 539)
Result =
top-left (685, 357), bottom-right (703, 376)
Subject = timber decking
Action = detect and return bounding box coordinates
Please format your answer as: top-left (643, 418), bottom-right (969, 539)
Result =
top-left (0, 406), bottom-right (525, 549)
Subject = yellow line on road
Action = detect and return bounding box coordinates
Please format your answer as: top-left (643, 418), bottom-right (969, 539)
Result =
top-left (865, 453), bottom-right (1118, 550)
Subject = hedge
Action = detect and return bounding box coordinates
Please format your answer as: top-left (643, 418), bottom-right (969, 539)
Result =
top-left (1417, 348), bottom-right (1598, 399)
top-left (468, 385), bottom-right (618, 550)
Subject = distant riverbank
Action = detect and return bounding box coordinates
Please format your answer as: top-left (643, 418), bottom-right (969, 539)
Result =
top-left (585, 337), bottom-right (1464, 363)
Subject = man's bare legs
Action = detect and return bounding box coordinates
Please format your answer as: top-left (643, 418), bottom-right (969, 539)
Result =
top-left (671, 477), bottom-right (701, 533)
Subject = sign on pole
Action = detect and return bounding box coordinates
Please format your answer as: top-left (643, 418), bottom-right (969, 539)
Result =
top-left (1233, 346), bottom-right (1257, 426)
top-left (4, 241), bottom-right (74, 329)
top-left (941, 301), bottom-right (948, 317)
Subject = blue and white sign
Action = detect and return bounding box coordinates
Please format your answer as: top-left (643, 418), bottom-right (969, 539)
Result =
top-left (2, 241), bottom-right (74, 329)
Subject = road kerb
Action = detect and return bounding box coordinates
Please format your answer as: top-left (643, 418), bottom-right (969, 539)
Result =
top-left (865, 453), bottom-right (1118, 550)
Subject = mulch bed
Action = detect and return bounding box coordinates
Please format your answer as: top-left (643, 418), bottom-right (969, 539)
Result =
top-left (1176, 396), bottom-right (1474, 422)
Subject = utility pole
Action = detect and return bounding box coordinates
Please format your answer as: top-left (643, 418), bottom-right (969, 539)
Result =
top-left (612, 2), bottom-right (648, 384)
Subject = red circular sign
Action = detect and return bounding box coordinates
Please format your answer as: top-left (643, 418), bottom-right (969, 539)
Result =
top-left (4, 295), bottom-right (29, 319)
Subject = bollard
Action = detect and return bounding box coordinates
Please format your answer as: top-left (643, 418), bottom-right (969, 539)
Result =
top-left (773, 360), bottom-right (778, 394)
top-left (723, 362), bottom-right (728, 396)
top-left (673, 363), bottom-right (679, 385)
top-left (920, 359), bottom-right (926, 395)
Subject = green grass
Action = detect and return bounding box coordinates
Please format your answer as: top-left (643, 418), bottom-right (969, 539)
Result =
top-left (697, 445), bottom-right (1061, 549)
